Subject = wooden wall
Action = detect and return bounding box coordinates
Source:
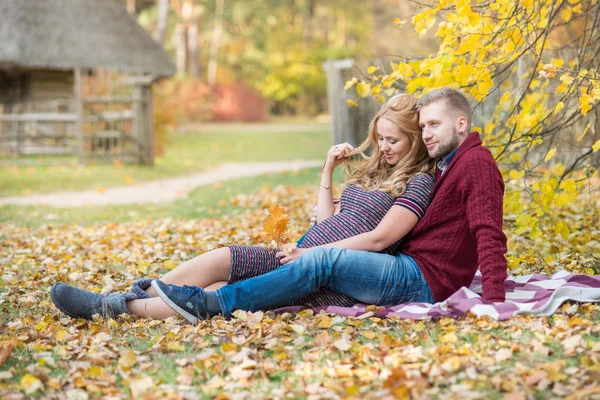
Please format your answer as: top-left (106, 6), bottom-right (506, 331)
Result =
top-left (0, 69), bottom-right (74, 112)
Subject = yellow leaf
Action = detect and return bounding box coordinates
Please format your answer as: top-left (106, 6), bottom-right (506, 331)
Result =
top-left (264, 204), bottom-right (289, 245)
top-left (55, 330), bottom-right (70, 342)
top-left (221, 342), bottom-right (238, 353)
top-left (97, 187), bottom-right (106, 193)
top-left (118, 350), bottom-right (137, 369)
top-left (592, 140), bottom-right (600, 153)
top-left (344, 79), bottom-right (356, 90)
top-left (356, 82), bottom-right (371, 98)
top-left (368, 66), bottom-right (379, 74)
top-left (555, 221), bottom-right (570, 239)
top-left (164, 260), bottom-right (177, 270)
top-left (561, 6), bottom-right (572, 22)
top-left (394, 18), bottom-right (407, 27)
top-left (530, 226), bottom-right (542, 240)
top-left (20, 374), bottom-right (43, 394)
top-left (545, 147), bottom-right (557, 162)
top-left (554, 102), bottom-right (564, 113)
top-left (499, 92), bottom-right (512, 105)
top-left (346, 99), bottom-right (358, 107)
top-left (440, 332), bottom-right (458, 344)
top-left (362, 331), bottom-right (377, 340)
top-left (579, 94), bottom-right (592, 115)
top-left (84, 365), bottom-right (105, 379)
top-left (123, 177), bottom-right (134, 185)
top-left (509, 170), bottom-right (525, 180)
top-left (577, 123), bottom-right (591, 141)
top-left (167, 341), bottom-right (184, 351)
top-left (560, 179), bottom-right (577, 193)
top-left (371, 84), bottom-right (382, 95)
top-left (317, 316), bottom-right (332, 329)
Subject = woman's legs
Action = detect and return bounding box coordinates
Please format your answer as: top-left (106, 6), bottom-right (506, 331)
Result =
top-left (145, 247), bottom-right (232, 297)
top-left (125, 248), bottom-right (231, 318)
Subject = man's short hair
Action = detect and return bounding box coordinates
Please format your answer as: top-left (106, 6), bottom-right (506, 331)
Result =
top-left (416, 87), bottom-right (472, 132)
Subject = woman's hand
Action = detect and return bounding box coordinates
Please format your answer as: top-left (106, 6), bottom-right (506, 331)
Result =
top-left (323, 143), bottom-right (355, 172)
top-left (276, 247), bottom-right (310, 265)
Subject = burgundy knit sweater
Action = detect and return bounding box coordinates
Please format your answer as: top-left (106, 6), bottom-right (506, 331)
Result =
top-left (400, 132), bottom-right (508, 302)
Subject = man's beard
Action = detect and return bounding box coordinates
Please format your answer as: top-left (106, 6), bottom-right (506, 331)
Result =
top-left (429, 126), bottom-right (461, 159)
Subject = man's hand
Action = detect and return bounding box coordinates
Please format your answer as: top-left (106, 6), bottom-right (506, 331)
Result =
top-left (310, 205), bottom-right (317, 226)
top-left (276, 247), bottom-right (309, 265)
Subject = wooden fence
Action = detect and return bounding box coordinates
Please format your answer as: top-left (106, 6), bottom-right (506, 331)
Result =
top-left (0, 70), bottom-right (154, 165)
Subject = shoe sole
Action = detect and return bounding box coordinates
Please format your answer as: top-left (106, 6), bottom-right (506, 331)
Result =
top-left (50, 284), bottom-right (84, 319)
top-left (151, 280), bottom-right (199, 324)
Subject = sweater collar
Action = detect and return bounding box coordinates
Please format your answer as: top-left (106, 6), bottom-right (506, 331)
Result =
top-left (432, 132), bottom-right (482, 192)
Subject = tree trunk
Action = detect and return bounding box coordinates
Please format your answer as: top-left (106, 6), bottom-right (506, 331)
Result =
top-left (373, 0), bottom-right (385, 55)
top-left (303, 0), bottom-right (315, 45)
top-left (207, 0), bottom-right (225, 88)
top-left (188, 23), bottom-right (200, 78)
top-left (155, 0), bottom-right (170, 44)
top-left (175, 23), bottom-right (188, 74)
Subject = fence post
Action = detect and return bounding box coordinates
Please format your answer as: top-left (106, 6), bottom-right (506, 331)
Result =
top-left (132, 78), bottom-right (154, 165)
top-left (323, 59), bottom-right (354, 145)
top-left (323, 59), bottom-right (381, 146)
top-left (74, 67), bottom-right (84, 164)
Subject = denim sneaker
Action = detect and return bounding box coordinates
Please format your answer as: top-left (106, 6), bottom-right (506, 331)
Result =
top-left (50, 283), bottom-right (131, 320)
top-left (151, 280), bottom-right (212, 324)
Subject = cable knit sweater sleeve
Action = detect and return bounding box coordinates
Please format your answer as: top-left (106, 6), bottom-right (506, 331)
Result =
top-left (462, 148), bottom-right (508, 302)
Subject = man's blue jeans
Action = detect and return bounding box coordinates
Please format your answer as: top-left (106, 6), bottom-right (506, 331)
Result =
top-left (216, 247), bottom-right (435, 317)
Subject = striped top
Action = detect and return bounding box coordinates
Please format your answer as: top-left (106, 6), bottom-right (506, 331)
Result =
top-left (299, 172), bottom-right (435, 255)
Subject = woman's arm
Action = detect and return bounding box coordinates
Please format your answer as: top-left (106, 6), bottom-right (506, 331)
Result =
top-left (316, 144), bottom-right (354, 223)
top-left (279, 205), bottom-right (418, 264)
top-left (280, 173), bottom-right (435, 264)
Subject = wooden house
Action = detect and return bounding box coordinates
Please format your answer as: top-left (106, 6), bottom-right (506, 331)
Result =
top-left (0, 0), bottom-right (175, 164)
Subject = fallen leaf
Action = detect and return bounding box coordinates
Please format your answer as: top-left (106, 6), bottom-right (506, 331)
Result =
top-left (0, 341), bottom-right (15, 365)
top-left (20, 373), bottom-right (43, 395)
top-left (130, 376), bottom-right (153, 400)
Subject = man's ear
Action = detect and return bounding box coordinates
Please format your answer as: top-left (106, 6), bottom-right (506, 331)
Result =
top-left (457, 116), bottom-right (468, 135)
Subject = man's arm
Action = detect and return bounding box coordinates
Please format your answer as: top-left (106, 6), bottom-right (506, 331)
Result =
top-left (464, 149), bottom-right (508, 302)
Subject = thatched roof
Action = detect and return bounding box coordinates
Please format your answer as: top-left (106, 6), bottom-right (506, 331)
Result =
top-left (0, 0), bottom-right (175, 77)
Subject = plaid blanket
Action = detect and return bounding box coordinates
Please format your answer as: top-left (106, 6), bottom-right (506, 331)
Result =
top-left (274, 271), bottom-right (600, 320)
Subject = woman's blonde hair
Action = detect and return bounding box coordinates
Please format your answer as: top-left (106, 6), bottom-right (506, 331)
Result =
top-left (344, 93), bottom-right (435, 197)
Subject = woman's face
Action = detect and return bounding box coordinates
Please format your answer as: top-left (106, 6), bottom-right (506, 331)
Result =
top-left (376, 117), bottom-right (412, 166)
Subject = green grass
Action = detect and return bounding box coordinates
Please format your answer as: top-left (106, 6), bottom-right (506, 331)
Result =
top-left (0, 167), bottom-right (346, 227)
top-left (0, 124), bottom-right (331, 198)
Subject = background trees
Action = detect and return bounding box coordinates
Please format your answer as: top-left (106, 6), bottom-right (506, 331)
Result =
top-left (132, 0), bottom-right (433, 119)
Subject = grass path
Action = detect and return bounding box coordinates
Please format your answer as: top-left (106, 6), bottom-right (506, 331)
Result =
top-left (0, 160), bottom-right (321, 207)
top-left (0, 124), bottom-right (331, 198)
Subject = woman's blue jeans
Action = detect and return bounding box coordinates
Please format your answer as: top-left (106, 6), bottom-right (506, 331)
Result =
top-left (216, 247), bottom-right (434, 317)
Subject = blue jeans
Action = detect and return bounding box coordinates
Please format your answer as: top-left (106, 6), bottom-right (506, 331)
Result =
top-left (216, 247), bottom-right (434, 317)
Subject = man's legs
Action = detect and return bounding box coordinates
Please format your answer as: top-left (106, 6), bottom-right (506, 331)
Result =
top-left (215, 247), bottom-right (433, 317)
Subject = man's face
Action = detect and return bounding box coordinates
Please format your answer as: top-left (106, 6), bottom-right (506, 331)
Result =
top-left (419, 101), bottom-right (466, 159)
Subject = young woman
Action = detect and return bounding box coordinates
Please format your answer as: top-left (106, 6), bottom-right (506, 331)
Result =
top-left (50, 94), bottom-right (436, 321)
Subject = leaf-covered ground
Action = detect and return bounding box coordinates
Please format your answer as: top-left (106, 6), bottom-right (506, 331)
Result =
top-left (1, 184), bottom-right (599, 399)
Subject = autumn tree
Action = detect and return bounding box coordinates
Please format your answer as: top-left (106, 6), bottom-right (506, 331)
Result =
top-left (348, 0), bottom-right (600, 261)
